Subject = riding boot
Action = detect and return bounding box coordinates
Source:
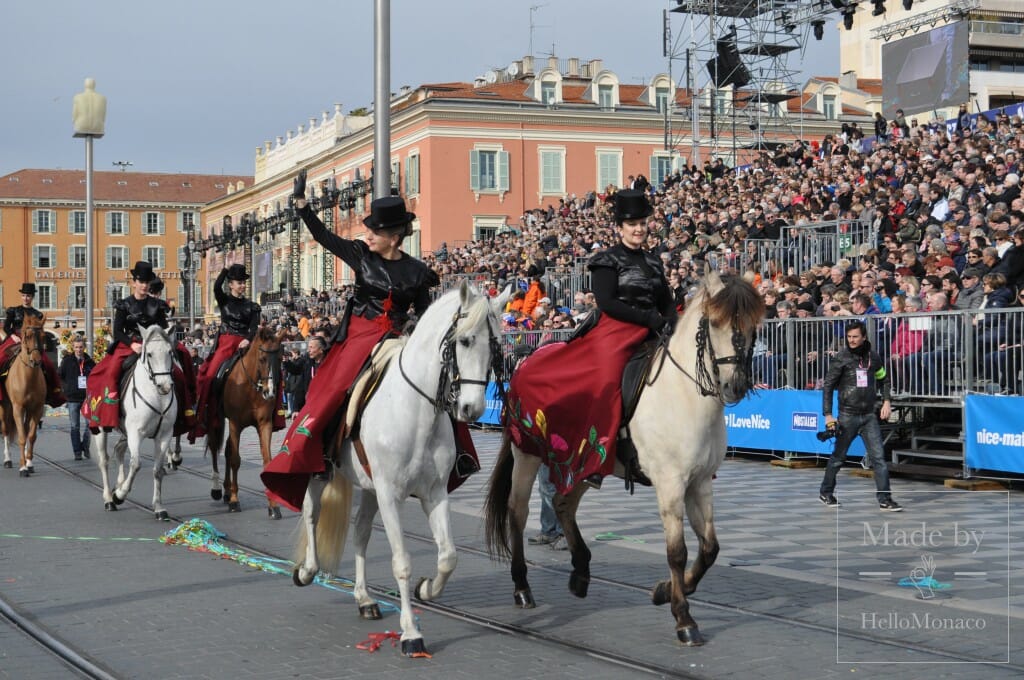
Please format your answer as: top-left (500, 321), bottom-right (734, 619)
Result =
top-left (617, 436), bottom-right (651, 495)
top-left (583, 473), bottom-right (603, 490)
top-left (454, 451), bottom-right (480, 478)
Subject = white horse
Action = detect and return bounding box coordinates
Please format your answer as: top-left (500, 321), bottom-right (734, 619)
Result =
top-left (92, 325), bottom-right (178, 520)
top-left (485, 271), bottom-right (764, 646)
top-left (292, 280), bottom-right (507, 657)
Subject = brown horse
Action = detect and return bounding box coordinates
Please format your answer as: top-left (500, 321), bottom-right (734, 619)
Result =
top-left (1, 315), bottom-right (47, 476)
top-left (205, 326), bottom-right (287, 518)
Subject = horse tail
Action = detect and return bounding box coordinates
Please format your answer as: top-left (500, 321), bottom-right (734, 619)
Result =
top-left (293, 470), bottom-right (353, 576)
top-left (205, 419), bottom-right (225, 465)
top-left (483, 430), bottom-right (515, 562)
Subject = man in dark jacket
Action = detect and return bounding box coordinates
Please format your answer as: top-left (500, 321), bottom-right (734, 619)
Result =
top-left (282, 335), bottom-right (327, 413)
top-left (58, 336), bottom-right (95, 460)
top-left (819, 320), bottom-right (902, 511)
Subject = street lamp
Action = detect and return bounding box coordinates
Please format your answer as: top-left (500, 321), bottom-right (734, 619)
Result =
top-left (184, 218), bottom-right (197, 334)
top-left (72, 77), bottom-right (106, 355)
top-left (104, 277), bottom-right (118, 325)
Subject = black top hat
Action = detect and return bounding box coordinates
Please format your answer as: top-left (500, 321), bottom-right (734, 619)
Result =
top-left (130, 261), bottom-right (156, 283)
top-left (226, 264), bottom-right (250, 281)
top-left (613, 190), bottom-right (654, 222)
top-left (362, 196), bottom-right (415, 236)
top-left (19, 283), bottom-right (36, 295)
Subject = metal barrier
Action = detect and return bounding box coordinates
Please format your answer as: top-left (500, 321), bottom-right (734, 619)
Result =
top-left (755, 308), bottom-right (1024, 398)
top-left (742, 219), bottom-right (876, 276)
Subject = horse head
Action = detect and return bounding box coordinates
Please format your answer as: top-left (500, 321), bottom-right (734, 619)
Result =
top-left (489, 283), bottom-right (514, 318)
top-left (19, 315), bottom-right (45, 368)
top-left (677, 269), bottom-right (765, 404)
top-left (139, 325), bottom-right (175, 396)
top-left (247, 325), bottom-right (286, 401)
top-left (446, 279), bottom-right (500, 422)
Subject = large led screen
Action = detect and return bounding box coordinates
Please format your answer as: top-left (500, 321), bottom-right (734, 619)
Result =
top-left (882, 21), bottom-right (969, 118)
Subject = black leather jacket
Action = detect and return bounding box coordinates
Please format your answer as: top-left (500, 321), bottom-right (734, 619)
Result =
top-left (4, 305), bottom-right (43, 337)
top-left (822, 342), bottom-right (891, 417)
top-left (112, 295), bottom-right (170, 352)
top-left (588, 243), bottom-right (672, 329)
top-left (299, 205), bottom-right (438, 330)
top-left (214, 269), bottom-right (261, 338)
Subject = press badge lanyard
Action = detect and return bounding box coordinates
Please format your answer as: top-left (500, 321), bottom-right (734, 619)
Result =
top-left (77, 357), bottom-right (88, 390)
top-left (855, 356), bottom-right (869, 388)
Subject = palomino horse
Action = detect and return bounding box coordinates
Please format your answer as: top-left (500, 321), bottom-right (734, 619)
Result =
top-left (0, 314), bottom-right (47, 476)
top-left (205, 325), bottom-right (286, 517)
top-left (485, 271), bottom-right (763, 646)
top-left (293, 281), bottom-right (507, 656)
top-left (92, 325), bottom-right (178, 519)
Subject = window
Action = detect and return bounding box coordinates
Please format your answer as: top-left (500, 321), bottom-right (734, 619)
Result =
top-left (822, 94), bottom-right (837, 120)
top-left (178, 210), bottom-right (197, 232)
top-left (143, 211), bottom-right (165, 235)
top-left (69, 245), bottom-right (87, 269)
top-left (33, 244), bottom-right (55, 268)
top-left (71, 284), bottom-right (87, 310)
top-left (390, 158), bottom-right (400, 193)
top-left (469, 148), bottom-right (510, 192)
top-left (649, 155), bottom-right (673, 188)
top-left (36, 284), bottom-right (54, 311)
top-left (541, 81), bottom-right (556, 105)
top-left (714, 91), bottom-right (728, 115)
top-left (472, 216), bottom-right (506, 241)
top-left (32, 209), bottom-right (56, 234)
top-left (106, 245), bottom-right (129, 270)
top-left (539, 147), bottom-right (565, 196)
top-left (405, 153), bottom-right (420, 195)
top-left (106, 211), bottom-right (127, 235)
top-left (655, 86), bottom-right (670, 114)
top-left (597, 149), bottom-right (622, 190)
top-left (598, 84), bottom-right (614, 110)
top-left (70, 210), bottom-right (86, 234)
top-left (143, 246), bottom-right (165, 269)
top-left (405, 227), bottom-right (421, 259)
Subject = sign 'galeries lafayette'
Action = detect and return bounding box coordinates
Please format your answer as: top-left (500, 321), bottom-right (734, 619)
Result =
top-left (34, 270), bottom-right (185, 280)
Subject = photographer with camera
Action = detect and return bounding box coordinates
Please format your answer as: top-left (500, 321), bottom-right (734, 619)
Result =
top-left (818, 320), bottom-right (903, 512)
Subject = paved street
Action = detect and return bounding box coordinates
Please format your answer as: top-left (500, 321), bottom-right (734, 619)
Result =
top-left (0, 417), bottom-right (1021, 679)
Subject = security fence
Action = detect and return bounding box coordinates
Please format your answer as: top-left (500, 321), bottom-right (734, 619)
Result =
top-left (742, 219), bottom-right (877, 276)
top-left (755, 308), bottom-right (1024, 399)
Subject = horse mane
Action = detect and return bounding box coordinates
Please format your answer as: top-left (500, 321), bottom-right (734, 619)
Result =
top-left (455, 290), bottom-right (493, 336)
top-left (419, 285), bottom-right (492, 336)
top-left (22, 314), bottom-right (44, 331)
top-left (702, 276), bottom-right (765, 335)
top-left (255, 325), bottom-right (276, 343)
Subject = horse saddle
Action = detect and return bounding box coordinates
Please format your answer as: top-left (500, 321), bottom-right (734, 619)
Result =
top-left (621, 339), bottom-right (661, 425)
top-left (339, 338), bottom-right (405, 477)
top-left (212, 353), bottom-right (243, 400)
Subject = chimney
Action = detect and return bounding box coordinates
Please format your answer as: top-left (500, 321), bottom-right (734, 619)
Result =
top-left (547, 56), bottom-right (558, 70)
top-left (567, 57), bottom-right (579, 77)
top-left (839, 70), bottom-right (858, 91)
top-left (587, 59), bottom-right (603, 76)
top-left (522, 55), bottom-right (534, 74)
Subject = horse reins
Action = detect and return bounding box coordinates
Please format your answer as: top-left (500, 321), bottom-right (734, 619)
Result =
top-left (18, 329), bottom-right (44, 369)
top-left (129, 342), bottom-right (176, 436)
top-left (238, 342), bottom-right (282, 400)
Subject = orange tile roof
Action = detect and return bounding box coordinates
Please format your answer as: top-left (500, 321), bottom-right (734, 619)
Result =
top-left (0, 169), bottom-right (252, 204)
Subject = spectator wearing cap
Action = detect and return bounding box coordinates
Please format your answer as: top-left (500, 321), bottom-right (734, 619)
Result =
top-left (955, 267), bottom-right (985, 310)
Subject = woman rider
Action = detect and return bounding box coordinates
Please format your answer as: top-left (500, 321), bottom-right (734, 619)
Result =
top-left (82, 262), bottom-right (191, 434)
top-left (262, 169), bottom-right (476, 512)
top-left (0, 282), bottom-right (65, 407)
top-left (505, 190), bottom-right (674, 493)
top-left (148, 276), bottom-right (198, 435)
top-left (189, 263), bottom-right (281, 443)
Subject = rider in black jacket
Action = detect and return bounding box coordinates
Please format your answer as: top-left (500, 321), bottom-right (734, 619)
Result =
top-left (819, 320), bottom-right (901, 511)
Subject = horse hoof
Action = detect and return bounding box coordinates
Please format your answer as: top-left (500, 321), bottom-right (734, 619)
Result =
top-left (211, 489), bottom-right (222, 501)
top-left (677, 626), bottom-right (705, 647)
top-left (104, 502), bottom-right (118, 511)
top-left (652, 580), bottom-right (672, 606)
top-left (228, 501), bottom-right (241, 512)
top-left (513, 589), bottom-right (535, 608)
top-left (400, 638), bottom-right (428, 658)
top-left (292, 568), bottom-right (313, 587)
top-left (413, 577), bottom-right (431, 601)
top-left (112, 494), bottom-right (126, 506)
top-left (359, 603), bottom-right (382, 620)
top-left (2, 461), bottom-right (11, 468)
top-left (268, 506), bottom-right (282, 520)
top-left (155, 510), bottom-right (169, 521)
top-left (171, 461), bottom-right (180, 471)
top-left (568, 572), bottom-right (590, 599)
top-left (19, 469), bottom-right (30, 478)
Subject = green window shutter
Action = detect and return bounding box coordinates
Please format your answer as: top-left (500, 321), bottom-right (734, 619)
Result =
top-left (649, 156), bottom-right (657, 185)
top-left (498, 151), bottom-right (510, 192)
top-left (159, 213), bottom-right (166, 235)
top-left (469, 149), bottom-right (480, 191)
top-left (105, 247), bottom-right (111, 269)
top-left (404, 157), bottom-right (410, 195)
top-left (105, 212), bottom-right (112, 235)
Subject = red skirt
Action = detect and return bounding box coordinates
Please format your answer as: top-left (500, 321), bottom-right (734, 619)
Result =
top-left (191, 333), bottom-right (244, 440)
top-left (261, 315), bottom-right (388, 511)
top-left (506, 315), bottom-right (648, 494)
top-left (0, 335), bottom-right (65, 407)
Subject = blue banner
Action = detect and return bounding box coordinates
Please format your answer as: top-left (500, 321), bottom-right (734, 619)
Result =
top-left (964, 394), bottom-right (1024, 474)
top-left (476, 382), bottom-right (507, 426)
top-left (725, 390), bottom-right (864, 456)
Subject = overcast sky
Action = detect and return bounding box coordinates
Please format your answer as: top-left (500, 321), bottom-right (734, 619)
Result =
top-left (1, 0), bottom-right (839, 178)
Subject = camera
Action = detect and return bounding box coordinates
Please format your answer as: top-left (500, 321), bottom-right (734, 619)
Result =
top-left (816, 422), bottom-right (841, 442)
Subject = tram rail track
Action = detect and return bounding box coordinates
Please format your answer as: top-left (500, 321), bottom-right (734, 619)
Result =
top-left (33, 447), bottom-right (1024, 677)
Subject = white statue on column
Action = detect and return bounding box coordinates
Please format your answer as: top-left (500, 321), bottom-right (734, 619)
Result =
top-left (73, 77), bottom-right (106, 137)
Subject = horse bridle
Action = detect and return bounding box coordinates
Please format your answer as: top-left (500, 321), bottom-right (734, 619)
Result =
top-left (238, 343), bottom-right (282, 399)
top-left (656, 305), bottom-right (754, 405)
top-left (399, 304), bottom-right (504, 415)
top-left (18, 328), bottom-right (44, 369)
top-left (130, 339), bottom-right (176, 435)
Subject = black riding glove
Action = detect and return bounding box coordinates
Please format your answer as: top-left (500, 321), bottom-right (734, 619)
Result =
top-left (292, 169), bottom-right (307, 200)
